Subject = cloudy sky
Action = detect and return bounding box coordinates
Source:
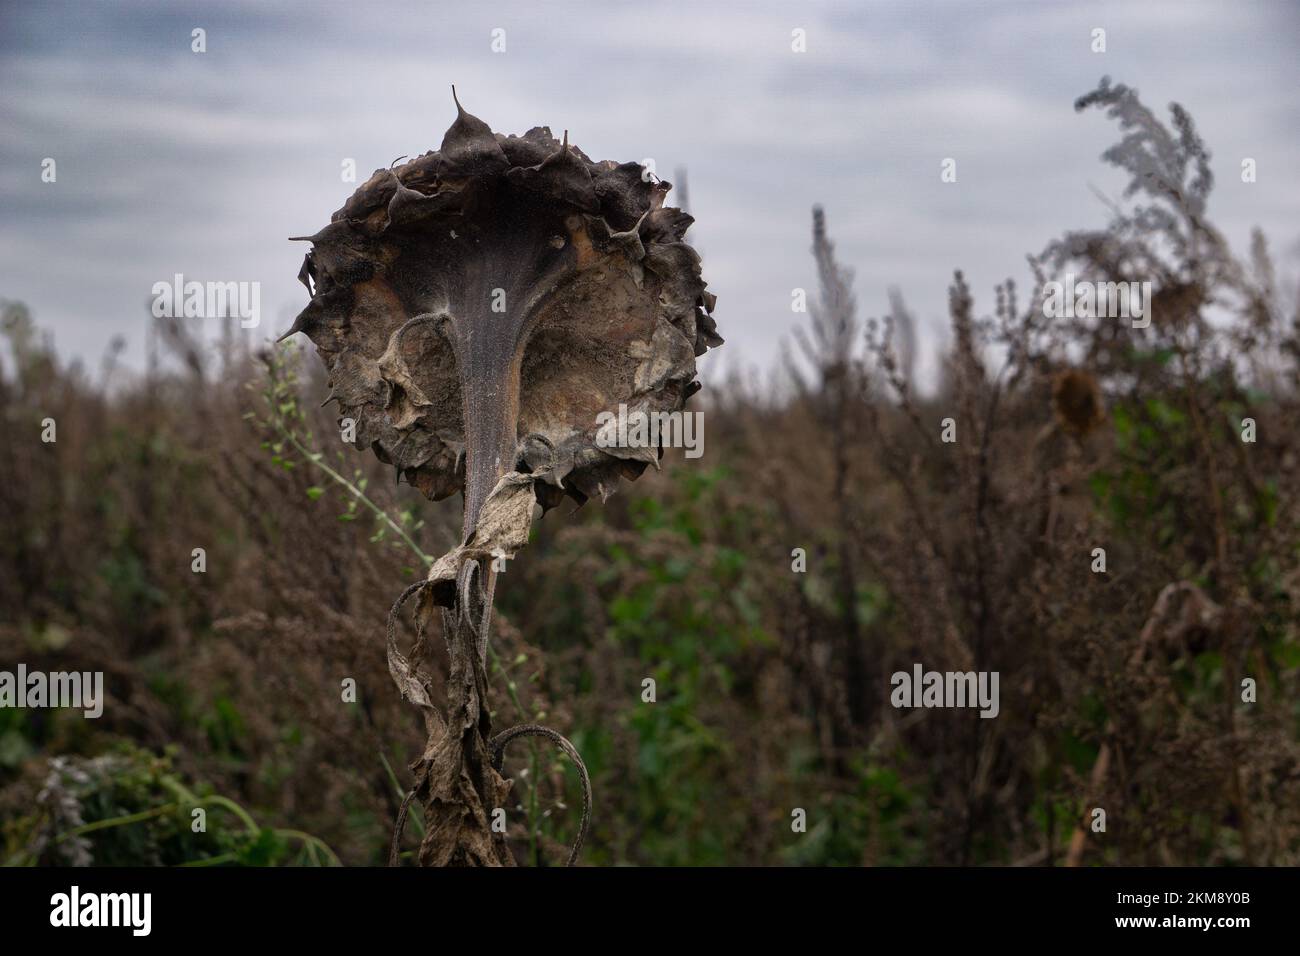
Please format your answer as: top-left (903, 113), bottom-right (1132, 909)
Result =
top-left (1, 0), bottom-right (1297, 385)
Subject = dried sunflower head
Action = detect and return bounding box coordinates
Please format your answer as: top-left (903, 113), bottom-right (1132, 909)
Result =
top-left (1051, 368), bottom-right (1105, 436)
top-left (285, 93), bottom-right (721, 535)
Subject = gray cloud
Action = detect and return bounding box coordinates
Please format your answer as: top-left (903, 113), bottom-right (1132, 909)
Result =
top-left (1, 0), bottom-right (1296, 385)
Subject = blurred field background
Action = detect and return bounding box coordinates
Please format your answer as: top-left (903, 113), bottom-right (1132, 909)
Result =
top-left (2, 81), bottom-right (1299, 866)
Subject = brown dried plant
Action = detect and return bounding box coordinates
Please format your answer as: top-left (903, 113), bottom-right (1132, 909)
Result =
top-left (283, 92), bottom-right (720, 865)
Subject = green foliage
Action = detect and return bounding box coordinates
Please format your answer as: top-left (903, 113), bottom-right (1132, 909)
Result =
top-left (4, 744), bottom-right (338, 866)
top-left (781, 757), bottom-right (925, 866)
